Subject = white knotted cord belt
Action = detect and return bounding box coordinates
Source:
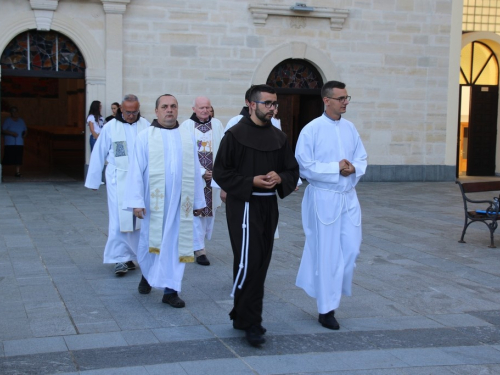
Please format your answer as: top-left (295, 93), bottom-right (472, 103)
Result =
top-left (230, 192), bottom-right (275, 297)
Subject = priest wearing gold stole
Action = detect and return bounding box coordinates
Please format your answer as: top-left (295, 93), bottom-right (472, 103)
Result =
top-left (123, 94), bottom-right (206, 308)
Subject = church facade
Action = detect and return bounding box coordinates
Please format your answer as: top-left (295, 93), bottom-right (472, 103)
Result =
top-left (0, 1), bottom-right (491, 181)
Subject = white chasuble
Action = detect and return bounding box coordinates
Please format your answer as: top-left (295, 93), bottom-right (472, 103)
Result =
top-left (111, 120), bottom-right (148, 232)
top-left (148, 126), bottom-right (196, 262)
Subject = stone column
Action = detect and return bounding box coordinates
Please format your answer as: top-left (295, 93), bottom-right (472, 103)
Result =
top-left (85, 69), bottom-right (106, 167)
top-left (101, 0), bottom-right (130, 117)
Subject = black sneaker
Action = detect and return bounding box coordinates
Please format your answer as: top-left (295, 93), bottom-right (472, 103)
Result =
top-left (245, 325), bottom-right (266, 347)
top-left (125, 261), bottom-right (136, 270)
top-left (114, 262), bottom-right (128, 276)
top-left (318, 310), bottom-right (340, 330)
top-left (138, 276), bottom-right (152, 294)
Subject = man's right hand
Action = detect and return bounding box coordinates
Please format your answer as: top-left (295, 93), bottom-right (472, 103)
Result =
top-left (133, 208), bottom-right (146, 219)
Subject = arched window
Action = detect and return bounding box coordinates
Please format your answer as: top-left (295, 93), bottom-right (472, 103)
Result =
top-left (460, 41), bottom-right (498, 85)
top-left (266, 59), bottom-right (323, 89)
top-left (1, 30), bottom-right (85, 77)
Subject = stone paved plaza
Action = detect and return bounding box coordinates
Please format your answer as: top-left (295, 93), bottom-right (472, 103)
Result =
top-left (1, 180), bottom-right (500, 374)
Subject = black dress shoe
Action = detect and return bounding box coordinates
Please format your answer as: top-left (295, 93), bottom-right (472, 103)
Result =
top-left (319, 310), bottom-right (340, 330)
top-left (196, 254), bottom-right (210, 266)
top-left (138, 276), bottom-right (152, 294)
top-left (233, 323), bottom-right (267, 335)
top-left (245, 325), bottom-right (266, 347)
top-left (162, 292), bottom-right (185, 308)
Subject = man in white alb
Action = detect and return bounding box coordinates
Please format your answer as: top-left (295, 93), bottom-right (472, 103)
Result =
top-left (123, 94), bottom-right (206, 307)
top-left (84, 94), bottom-right (150, 276)
top-left (295, 80), bottom-right (367, 330)
top-left (180, 96), bottom-right (224, 266)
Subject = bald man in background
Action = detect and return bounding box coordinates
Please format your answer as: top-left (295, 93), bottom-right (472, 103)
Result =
top-left (180, 96), bottom-right (225, 266)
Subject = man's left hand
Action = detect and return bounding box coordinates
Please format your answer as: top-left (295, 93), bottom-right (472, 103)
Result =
top-left (340, 160), bottom-right (355, 177)
top-left (193, 208), bottom-right (203, 216)
top-left (203, 171), bottom-right (212, 182)
top-left (265, 171), bottom-right (281, 185)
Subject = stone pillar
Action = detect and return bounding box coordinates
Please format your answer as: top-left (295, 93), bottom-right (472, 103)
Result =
top-left (101, 0), bottom-right (130, 117)
top-left (85, 69), bottom-right (106, 167)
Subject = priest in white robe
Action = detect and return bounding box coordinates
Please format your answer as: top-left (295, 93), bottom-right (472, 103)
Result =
top-left (295, 80), bottom-right (367, 331)
top-left (84, 94), bottom-right (150, 276)
top-left (123, 94), bottom-right (206, 308)
top-left (180, 96), bottom-right (225, 266)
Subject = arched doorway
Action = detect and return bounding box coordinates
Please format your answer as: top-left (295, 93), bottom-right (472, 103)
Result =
top-left (1, 30), bottom-right (86, 181)
top-left (266, 59), bottom-right (324, 149)
top-left (458, 40), bottom-right (499, 176)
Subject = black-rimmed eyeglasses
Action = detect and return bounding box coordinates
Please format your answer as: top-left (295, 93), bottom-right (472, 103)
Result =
top-left (254, 101), bottom-right (279, 109)
top-left (325, 96), bottom-right (351, 103)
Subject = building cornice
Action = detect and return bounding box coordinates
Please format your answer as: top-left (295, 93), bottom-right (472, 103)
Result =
top-left (101, 0), bottom-right (131, 15)
top-left (248, 3), bottom-right (349, 30)
top-left (29, 0), bottom-right (59, 30)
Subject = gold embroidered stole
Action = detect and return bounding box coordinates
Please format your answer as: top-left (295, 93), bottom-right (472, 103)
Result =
top-left (147, 126), bottom-right (195, 262)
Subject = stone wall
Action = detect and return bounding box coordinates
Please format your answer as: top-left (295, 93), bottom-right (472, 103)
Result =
top-left (0, 0), bottom-right (456, 181)
top-left (119, 0), bottom-right (453, 169)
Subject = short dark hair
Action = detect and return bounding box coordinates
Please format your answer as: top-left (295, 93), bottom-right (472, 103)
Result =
top-left (249, 84), bottom-right (276, 102)
top-left (244, 85), bottom-right (255, 103)
top-left (321, 81), bottom-right (346, 98)
top-left (155, 94), bottom-right (176, 109)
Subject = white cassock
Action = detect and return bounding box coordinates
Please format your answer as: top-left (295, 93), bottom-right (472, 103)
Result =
top-left (123, 126), bottom-right (205, 291)
top-left (84, 117), bottom-right (150, 263)
top-left (180, 117), bottom-right (224, 250)
top-left (295, 114), bottom-right (367, 314)
top-left (225, 114), bottom-right (244, 131)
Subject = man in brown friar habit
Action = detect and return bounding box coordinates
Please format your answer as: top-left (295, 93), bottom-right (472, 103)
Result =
top-left (213, 84), bottom-right (299, 347)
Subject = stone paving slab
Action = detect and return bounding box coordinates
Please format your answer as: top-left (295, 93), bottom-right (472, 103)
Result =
top-left (0, 181), bottom-right (500, 374)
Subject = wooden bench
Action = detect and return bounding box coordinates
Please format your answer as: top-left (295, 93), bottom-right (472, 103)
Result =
top-left (456, 180), bottom-right (500, 248)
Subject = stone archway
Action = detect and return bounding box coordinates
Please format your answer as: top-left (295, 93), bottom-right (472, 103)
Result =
top-left (252, 42), bottom-right (336, 149)
top-left (252, 42), bottom-right (336, 84)
top-left (265, 59), bottom-right (324, 149)
top-left (0, 11), bottom-right (106, 181)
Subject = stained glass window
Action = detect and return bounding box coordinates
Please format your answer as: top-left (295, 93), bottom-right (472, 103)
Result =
top-left (1, 30), bottom-right (85, 73)
top-left (266, 59), bottom-right (323, 89)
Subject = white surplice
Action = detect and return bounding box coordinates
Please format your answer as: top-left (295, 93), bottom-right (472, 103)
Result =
top-left (84, 117), bottom-right (150, 264)
top-left (295, 114), bottom-right (367, 314)
top-left (180, 117), bottom-right (224, 249)
top-left (123, 126), bottom-right (206, 291)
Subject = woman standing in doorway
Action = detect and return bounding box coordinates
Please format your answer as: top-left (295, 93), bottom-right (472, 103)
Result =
top-left (1, 107), bottom-right (27, 177)
top-left (105, 102), bottom-right (120, 123)
top-left (87, 100), bottom-right (104, 152)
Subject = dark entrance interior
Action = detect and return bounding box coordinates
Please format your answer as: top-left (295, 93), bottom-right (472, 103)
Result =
top-left (274, 92), bottom-right (324, 150)
top-left (467, 85), bottom-right (498, 176)
top-left (1, 30), bottom-right (86, 182)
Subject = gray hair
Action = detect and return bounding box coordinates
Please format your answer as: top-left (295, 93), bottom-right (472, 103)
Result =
top-left (122, 94), bottom-right (139, 103)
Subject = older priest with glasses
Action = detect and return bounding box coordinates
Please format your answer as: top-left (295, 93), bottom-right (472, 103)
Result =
top-left (213, 84), bottom-right (299, 347)
top-left (85, 94), bottom-right (150, 277)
